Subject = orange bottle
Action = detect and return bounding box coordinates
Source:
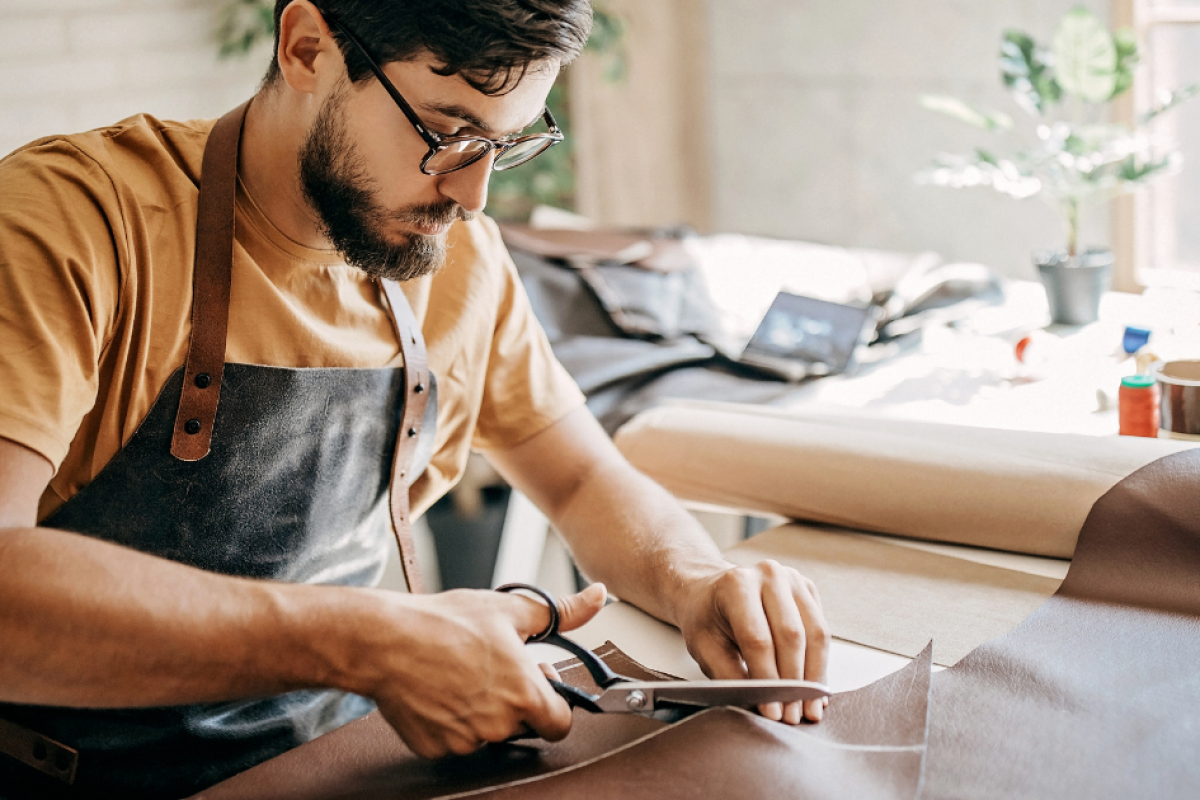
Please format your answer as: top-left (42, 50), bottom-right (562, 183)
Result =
top-left (1119, 375), bottom-right (1160, 438)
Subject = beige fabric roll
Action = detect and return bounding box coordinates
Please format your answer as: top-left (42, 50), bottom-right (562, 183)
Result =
top-left (615, 402), bottom-right (1197, 558)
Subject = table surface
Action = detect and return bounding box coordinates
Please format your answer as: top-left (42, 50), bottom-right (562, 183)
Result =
top-left (532, 599), bottom-right (917, 694)
top-left (768, 284), bottom-right (1200, 437)
top-left (533, 283), bottom-right (1191, 692)
top-left (535, 515), bottom-right (1070, 695)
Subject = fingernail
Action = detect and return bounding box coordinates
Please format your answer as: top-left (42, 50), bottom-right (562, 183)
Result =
top-left (783, 702), bottom-right (801, 725)
top-left (823, 696), bottom-right (830, 707)
top-left (763, 702), bottom-right (783, 721)
top-left (808, 701), bottom-right (823, 722)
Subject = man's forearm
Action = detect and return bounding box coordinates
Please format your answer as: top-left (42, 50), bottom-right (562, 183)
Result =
top-left (484, 409), bottom-right (831, 723)
top-left (0, 526), bottom-right (372, 708)
top-left (547, 459), bottom-right (732, 627)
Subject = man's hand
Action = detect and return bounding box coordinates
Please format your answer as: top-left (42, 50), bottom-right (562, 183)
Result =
top-left (484, 409), bottom-right (831, 725)
top-left (355, 583), bottom-right (606, 758)
top-left (675, 560), bottom-right (829, 724)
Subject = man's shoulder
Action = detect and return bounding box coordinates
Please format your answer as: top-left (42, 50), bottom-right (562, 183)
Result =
top-left (1, 113), bottom-right (216, 200)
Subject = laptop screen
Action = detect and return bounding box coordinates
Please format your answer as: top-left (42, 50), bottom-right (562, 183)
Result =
top-left (742, 292), bottom-right (875, 376)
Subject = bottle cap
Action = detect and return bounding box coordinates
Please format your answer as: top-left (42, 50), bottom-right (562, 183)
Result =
top-left (1121, 374), bottom-right (1157, 389)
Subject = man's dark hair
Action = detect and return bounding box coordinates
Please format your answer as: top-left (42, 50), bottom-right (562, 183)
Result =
top-left (265, 0), bottom-right (593, 95)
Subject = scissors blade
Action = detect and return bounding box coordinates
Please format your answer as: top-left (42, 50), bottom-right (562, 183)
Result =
top-left (594, 679), bottom-right (830, 714)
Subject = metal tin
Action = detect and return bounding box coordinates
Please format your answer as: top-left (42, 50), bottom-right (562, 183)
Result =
top-left (1155, 360), bottom-right (1200, 439)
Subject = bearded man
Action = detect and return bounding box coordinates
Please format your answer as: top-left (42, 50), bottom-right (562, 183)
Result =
top-left (0, 2), bottom-right (828, 798)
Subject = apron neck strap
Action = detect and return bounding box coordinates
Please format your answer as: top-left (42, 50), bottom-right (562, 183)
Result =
top-left (170, 100), bottom-right (427, 593)
top-left (379, 280), bottom-right (430, 594)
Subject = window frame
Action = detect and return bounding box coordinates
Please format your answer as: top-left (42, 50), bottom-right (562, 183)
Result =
top-left (1113, 0), bottom-right (1200, 291)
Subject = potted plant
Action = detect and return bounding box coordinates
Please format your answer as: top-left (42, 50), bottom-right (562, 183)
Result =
top-left (918, 6), bottom-right (1197, 324)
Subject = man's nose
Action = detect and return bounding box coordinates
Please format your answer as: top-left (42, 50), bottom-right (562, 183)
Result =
top-left (436, 153), bottom-right (493, 214)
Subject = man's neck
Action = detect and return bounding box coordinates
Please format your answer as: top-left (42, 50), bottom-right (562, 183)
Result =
top-left (238, 91), bottom-right (328, 250)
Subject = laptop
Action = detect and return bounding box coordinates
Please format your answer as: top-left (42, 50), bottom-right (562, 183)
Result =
top-left (737, 292), bottom-right (880, 382)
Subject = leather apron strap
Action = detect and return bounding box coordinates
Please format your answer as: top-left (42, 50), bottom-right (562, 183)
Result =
top-left (169, 101), bottom-right (427, 593)
top-left (379, 280), bottom-right (429, 594)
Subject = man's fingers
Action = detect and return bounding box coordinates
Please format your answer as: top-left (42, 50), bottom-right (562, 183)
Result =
top-left (502, 593), bottom-right (554, 640)
top-left (503, 584), bottom-right (607, 640)
top-left (539, 662), bottom-right (562, 682)
top-left (719, 571), bottom-right (783, 720)
top-left (557, 583), bottom-right (607, 632)
top-left (792, 575), bottom-right (830, 723)
top-left (521, 663), bottom-right (574, 742)
top-left (762, 569), bottom-right (807, 679)
top-left (762, 568), bottom-right (807, 725)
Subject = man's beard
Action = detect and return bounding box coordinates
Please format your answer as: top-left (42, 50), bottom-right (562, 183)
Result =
top-left (298, 84), bottom-right (472, 282)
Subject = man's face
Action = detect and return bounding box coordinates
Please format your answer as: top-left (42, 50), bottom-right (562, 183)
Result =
top-left (298, 53), bottom-right (557, 282)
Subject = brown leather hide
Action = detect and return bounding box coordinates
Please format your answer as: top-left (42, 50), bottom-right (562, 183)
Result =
top-left (923, 448), bottom-right (1200, 799)
top-left (198, 450), bottom-right (1200, 799)
top-left (195, 642), bottom-right (932, 800)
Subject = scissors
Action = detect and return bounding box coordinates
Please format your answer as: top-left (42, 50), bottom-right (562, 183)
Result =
top-left (496, 583), bottom-right (830, 724)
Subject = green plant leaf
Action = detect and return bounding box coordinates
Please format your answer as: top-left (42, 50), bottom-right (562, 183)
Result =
top-left (999, 30), bottom-right (1060, 116)
top-left (1139, 83), bottom-right (1200, 124)
top-left (917, 152), bottom-right (1042, 199)
top-left (1062, 133), bottom-right (1088, 155)
top-left (1110, 27), bottom-right (1139, 99)
top-left (1053, 7), bottom-right (1117, 103)
top-left (215, 0), bottom-right (274, 58)
top-left (918, 95), bottom-right (1013, 130)
top-left (1118, 153), bottom-right (1176, 184)
top-left (587, 4), bottom-right (628, 82)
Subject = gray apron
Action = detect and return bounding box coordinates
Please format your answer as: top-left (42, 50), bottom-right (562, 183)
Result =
top-left (0, 102), bottom-right (436, 800)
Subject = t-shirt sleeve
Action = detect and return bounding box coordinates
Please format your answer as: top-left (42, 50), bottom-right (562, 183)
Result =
top-left (471, 220), bottom-right (586, 451)
top-left (0, 141), bottom-right (122, 469)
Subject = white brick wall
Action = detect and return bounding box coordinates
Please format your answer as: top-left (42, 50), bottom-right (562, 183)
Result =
top-left (0, 0), bottom-right (271, 158)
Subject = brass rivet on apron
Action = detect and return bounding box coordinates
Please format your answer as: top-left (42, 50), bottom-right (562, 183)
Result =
top-left (185, 419), bottom-right (202, 435)
top-left (195, 373), bottom-right (212, 389)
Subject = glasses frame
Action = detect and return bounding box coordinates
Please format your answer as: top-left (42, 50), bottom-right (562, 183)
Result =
top-left (322, 11), bottom-right (565, 176)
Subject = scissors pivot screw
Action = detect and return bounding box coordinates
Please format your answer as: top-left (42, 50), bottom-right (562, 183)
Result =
top-left (625, 690), bottom-right (648, 711)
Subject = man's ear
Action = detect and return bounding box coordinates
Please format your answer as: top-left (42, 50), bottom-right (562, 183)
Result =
top-left (276, 0), bottom-right (341, 96)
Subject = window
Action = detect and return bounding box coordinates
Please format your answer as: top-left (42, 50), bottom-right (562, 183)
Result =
top-left (1115, 1), bottom-right (1200, 290)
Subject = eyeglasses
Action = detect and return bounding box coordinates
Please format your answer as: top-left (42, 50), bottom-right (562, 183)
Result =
top-left (322, 11), bottom-right (564, 176)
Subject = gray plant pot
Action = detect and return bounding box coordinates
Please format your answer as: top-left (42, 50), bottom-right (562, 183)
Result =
top-left (1034, 248), bottom-right (1114, 325)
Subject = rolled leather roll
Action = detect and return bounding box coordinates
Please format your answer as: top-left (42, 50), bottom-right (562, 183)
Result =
top-left (614, 402), bottom-right (1198, 558)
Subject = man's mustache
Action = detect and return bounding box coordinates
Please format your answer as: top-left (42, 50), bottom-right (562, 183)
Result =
top-left (392, 201), bottom-right (475, 229)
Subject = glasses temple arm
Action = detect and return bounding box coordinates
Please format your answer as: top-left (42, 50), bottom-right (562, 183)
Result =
top-left (322, 12), bottom-right (443, 149)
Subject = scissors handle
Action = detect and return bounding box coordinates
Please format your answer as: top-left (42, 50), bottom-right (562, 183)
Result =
top-left (495, 583), bottom-right (628, 689)
top-left (547, 679), bottom-right (603, 712)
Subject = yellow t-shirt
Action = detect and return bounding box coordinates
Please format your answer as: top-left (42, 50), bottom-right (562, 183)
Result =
top-left (0, 113), bottom-right (585, 522)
